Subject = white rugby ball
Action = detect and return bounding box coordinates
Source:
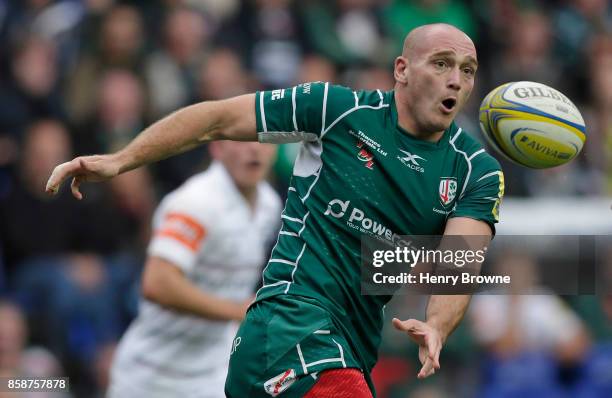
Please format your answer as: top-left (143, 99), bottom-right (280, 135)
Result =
top-left (478, 81), bottom-right (586, 169)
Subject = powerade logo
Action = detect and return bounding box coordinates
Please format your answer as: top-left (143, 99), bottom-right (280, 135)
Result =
top-left (324, 199), bottom-right (410, 245)
top-left (324, 199), bottom-right (350, 218)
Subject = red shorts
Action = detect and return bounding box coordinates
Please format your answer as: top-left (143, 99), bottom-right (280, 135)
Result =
top-left (304, 368), bottom-right (373, 398)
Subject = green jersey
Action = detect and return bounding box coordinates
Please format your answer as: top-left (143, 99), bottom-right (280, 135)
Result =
top-left (254, 82), bottom-right (504, 377)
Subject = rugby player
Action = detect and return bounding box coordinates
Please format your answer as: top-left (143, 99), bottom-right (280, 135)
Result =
top-left (46, 24), bottom-right (504, 397)
top-left (107, 141), bottom-right (281, 398)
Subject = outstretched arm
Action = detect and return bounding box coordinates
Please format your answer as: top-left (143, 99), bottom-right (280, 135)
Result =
top-left (393, 217), bottom-right (491, 379)
top-left (46, 94), bottom-right (256, 199)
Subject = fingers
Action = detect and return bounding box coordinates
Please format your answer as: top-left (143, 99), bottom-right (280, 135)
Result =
top-left (392, 318), bottom-right (419, 332)
top-left (46, 161), bottom-right (73, 195)
top-left (418, 357), bottom-right (436, 379)
top-left (46, 158), bottom-right (85, 196)
top-left (71, 176), bottom-right (83, 200)
top-left (394, 318), bottom-right (442, 378)
top-left (417, 340), bottom-right (440, 379)
top-left (46, 156), bottom-right (112, 199)
top-left (433, 343), bottom-right (441, 370)
top-left (426, 333), bottom-right (441, 370)
top-left (392, 318), bottom-right (427, 346)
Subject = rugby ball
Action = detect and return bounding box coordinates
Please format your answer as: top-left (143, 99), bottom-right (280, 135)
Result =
top-left (478, 81), bottom-right (586, 169)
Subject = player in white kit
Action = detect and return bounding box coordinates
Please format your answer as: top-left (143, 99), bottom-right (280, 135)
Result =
top-left (107, 141), bottom-right (281, 398)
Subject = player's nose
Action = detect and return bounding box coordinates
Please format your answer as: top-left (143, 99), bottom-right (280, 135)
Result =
top-left (447, 67), bottom-right (461, 91)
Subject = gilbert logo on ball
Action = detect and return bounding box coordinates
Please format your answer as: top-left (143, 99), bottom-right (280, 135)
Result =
top-left (478, 81), bottom-right (586, 168)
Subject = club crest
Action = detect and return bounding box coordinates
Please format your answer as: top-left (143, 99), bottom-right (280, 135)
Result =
top-left (439, 178), bottom-right (457, 206)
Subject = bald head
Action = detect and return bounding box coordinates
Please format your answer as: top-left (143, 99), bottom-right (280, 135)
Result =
top-left (402, 23), bottom-right (476, 61)
top-left (393, 23), bottom-right (478, 139)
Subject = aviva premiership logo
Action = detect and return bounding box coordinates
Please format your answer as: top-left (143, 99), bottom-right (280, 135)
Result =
top-left (439, 178), bottom-right (457, 207)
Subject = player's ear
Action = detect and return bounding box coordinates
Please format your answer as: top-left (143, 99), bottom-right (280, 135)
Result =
top-left (394, 56), bottom-right (409, 84)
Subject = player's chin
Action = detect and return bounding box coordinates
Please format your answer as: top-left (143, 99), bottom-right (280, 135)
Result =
top-left (241, 167), bottom-right (266, 183)
top-left (428, 115), bottom-right (453, 133)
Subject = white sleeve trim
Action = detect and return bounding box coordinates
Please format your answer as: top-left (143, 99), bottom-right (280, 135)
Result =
top-left (320, 82), bottom-right (329, 135)
top-left (259, 91), bottom-right (267, 133)
top-left (477, 170), bottom-right (502, 182)
top-left (291, 86), bottom-right (298, 132)
top-left (258, 131), bottom-right (319, 143)
top-left (449, 128), bottom-right (471, 199)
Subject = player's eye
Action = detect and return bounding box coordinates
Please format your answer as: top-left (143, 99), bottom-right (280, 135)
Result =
top-left (463, 67), bottom-right (475, 76)
top-left (434, 60), bottom-right (448, 70)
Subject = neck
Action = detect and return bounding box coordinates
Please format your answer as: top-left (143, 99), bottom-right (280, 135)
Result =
top-left (237, 185), bottom-right (258, 209)
top-left (394, 90), bottom-right (444, 142)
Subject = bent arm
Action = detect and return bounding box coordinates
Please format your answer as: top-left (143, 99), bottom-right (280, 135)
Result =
top-left (394, 216), bottom-right (492, 379)
top-left (426, 216), bottom-right (492, 342)
top-left (141, 256), bottom-right (250, 322)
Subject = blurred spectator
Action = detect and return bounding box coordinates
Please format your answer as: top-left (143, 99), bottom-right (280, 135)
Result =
top-left (107, 168), bottom-right (156, 247)
top-left (0, 1), bottom-right (85, 65)
top-left (297, 54), bottom-right (338, 84)
top-left (583, 33), bottom-right (612, 194)
top-left (11, 254), bottom-right (123, 398)
top-left (219, 0), bottom-right (306, 88)
top-left (98, 69), bottom-right (145, 152)
top-left (553, 0), bottom-right (612, 92)
top-left (570, 245), bottom-right (612, 341)
top-left (344, 65), bottom-right (394, 91)
top-left (524, 162), bottom-right (595, 196)
top-left (489, 9), bottom-right (560, 89)
top-left (0, 32), bottom-right (64, 201)
top-left (382, 0), bottom-right (477, 56)
top-left (477, 8), bottom-right (567, 197)
top-left (470, 254), bottom-right (590, 362)
top-left (300, 0), bottom-right (391, 67)
top-left (469, 253), bottom-right (591, 395)
top-left (65, 5), bottom-right (144, 123)
top-left (0, 300), bottom-right (69, 398)
top-left (75, 69), bottom-right (145, 155)
top-left (0, 35), bottom-right (65, 136)
top-left (0, 120), bottom-right (78, 270)
top-left (471, 0), bottom-right (519, 48)
top-left (184, 0), bottom-right (240, 24)
top-left (197, 47), bottom-right (252, 101)
top-left (76, 69), bottom-right (145, 157)
top-left (145, 6), bottom-right (209, 119)
top-left (0, 119), bottom-right (148, 273)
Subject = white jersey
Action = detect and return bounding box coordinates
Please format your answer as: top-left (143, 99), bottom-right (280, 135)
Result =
top-left (109, 162), bottom-right (281, 398)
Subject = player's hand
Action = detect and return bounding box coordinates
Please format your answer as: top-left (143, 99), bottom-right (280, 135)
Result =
top-left (45, 154), bottom-right (121, 200)
top-left (392, 318), bottom-right (442, 379)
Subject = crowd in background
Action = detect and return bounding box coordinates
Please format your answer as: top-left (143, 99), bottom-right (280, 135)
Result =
top-left (0, 0), bottom-right (610, 397)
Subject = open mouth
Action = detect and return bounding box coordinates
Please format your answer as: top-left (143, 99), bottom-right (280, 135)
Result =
top-left (246, 160), bottom-right (262, 169)
top-left (441, 98), bottom-right (457, 113)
